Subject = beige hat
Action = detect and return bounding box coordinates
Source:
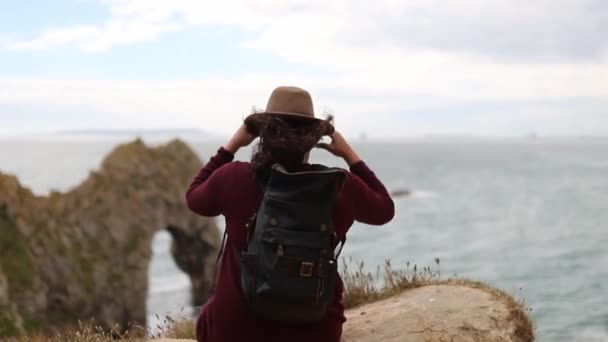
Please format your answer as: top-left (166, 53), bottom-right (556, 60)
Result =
top-left (253, 86), bottom-right (322, 122)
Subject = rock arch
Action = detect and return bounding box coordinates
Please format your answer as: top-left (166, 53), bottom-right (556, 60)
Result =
top-left (0, 139), bottom-right (220, 336)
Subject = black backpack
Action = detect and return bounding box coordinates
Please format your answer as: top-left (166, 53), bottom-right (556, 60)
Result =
top-left (235, 163), bottom-right (346, 325)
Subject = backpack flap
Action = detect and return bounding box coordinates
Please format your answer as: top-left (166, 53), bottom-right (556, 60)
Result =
top-left (240, 164), bottom-right (345, 324)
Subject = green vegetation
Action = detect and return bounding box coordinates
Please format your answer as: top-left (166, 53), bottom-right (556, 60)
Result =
top-left (0, 311), bottom-right (20, 337)
top-left (22, 319), bottom-right (41, 334)
top-left (123, 235), bottom-right (142, 255)
top-left (0, 205), bottom-right (34, 289)
top-left (129, 176), bottom-right (144, 191)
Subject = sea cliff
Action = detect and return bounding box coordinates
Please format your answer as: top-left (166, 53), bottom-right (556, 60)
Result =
top-left (0, 139), bottom-right (220, 336)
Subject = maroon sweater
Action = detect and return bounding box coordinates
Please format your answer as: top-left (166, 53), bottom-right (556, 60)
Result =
top-left (186, 147), bottom-right (394, 342)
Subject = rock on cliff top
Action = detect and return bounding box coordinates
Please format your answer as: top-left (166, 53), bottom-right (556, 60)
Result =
top-left (153, 282), bottom-right (534, 342)
top-left (343, 283), bottom-right (533, 342)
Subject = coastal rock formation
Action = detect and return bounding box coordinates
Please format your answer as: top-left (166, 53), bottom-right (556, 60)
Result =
top-left (343, 283), bottom-right (533, 342)
top-left (0, 139), bottom-right (220, 336)
top-left (0, 265), bottom-right (24, 336)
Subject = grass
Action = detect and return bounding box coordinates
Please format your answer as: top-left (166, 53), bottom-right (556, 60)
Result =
top-left (8, 259), bottom-right (534, 341)
top-left (10, 314), bottom-right (195, 341)
top-left (158, 315), bottom-right (196, 340)
top-left (18, 321), bottom-right (146, 342)
top-left (341, 258), bottom-right (441, 309)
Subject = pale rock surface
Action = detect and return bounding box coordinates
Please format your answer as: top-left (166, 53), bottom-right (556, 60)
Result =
top-left (343, 284), bottom-right (526, 342)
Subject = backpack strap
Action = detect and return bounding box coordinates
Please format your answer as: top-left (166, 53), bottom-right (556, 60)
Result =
top-left (215, 230), bottom-right (228, 265)
top-left (213, 184), bottom-right (265, 274)
top-left (245, 183), bottom-right (266, 245)
top-left (334, 236), bottom-right (347, 259)
top-left (212, 229), bottom-right (229, 284)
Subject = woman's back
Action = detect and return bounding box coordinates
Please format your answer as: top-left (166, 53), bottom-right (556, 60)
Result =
top-left (185, 86), bottom-right (394, 342)
top-left (187, 151), bottom-right (393, 342)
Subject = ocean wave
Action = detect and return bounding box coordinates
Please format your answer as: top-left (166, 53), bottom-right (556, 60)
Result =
top-left (149, 277), bottom-right (190, 295)
top-left (389, 188), bottom-right (439, 199)
top-left (409, 190), bottom-right (439, 199)
top-left (573, 326), bottom-right (608, 342)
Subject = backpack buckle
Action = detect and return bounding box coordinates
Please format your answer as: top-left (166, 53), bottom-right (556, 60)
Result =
top-left (300, 262), bottom-right (314, 277)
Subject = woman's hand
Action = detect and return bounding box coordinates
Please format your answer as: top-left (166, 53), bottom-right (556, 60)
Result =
top-left (316, 131), bottom-right (361, 166)
top-left (224, 124), bottom-right (257, 154)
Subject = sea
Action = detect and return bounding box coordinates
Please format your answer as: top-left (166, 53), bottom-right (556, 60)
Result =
top-left (0, 135), bottom-right (606, 341)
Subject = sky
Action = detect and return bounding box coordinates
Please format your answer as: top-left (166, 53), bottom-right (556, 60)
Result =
top-left (0, 0), bottom-right (607, 139)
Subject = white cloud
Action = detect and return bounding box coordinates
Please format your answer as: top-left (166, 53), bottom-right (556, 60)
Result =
top-left (1, 1), bottom-right (608, 137)
top-left (338, 0), bottom-right (608, 60)
top-left (1, 74), bottom-right (607, 138)
top-left (8, 26), bottom-right (101, 51)
top-left (0, 33), bottom-right (13, 46)
top-left (6, 0), bottom-right (608, 58)
top-left (6, 0), bottom-right (190, 52)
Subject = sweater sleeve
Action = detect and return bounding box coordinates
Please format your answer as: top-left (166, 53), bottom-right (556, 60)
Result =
top-left (185, 147), bottom-right (235, 217)
top-left (345, 161), bottom-right (395, 225)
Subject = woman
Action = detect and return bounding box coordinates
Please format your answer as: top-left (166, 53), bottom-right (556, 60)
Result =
top-left (186, 86), bottom-right (394, 342)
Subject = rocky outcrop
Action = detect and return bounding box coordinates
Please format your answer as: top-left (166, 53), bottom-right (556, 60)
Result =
top-left (0, 139), bottom-right (220, 337)
top-left (0, 265), bottom-right (24, 337)
top-left (167, 225), bottom-right (219, 308)
top-left (343, 283), bottom-right (534, 342)
top-left (151, 282), bottom-right (533, 342)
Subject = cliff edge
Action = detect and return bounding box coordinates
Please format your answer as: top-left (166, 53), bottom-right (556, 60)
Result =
top-left (343, 282), bottom-right (533, 342)
top-left (153, 281), bottom-right (533, 342)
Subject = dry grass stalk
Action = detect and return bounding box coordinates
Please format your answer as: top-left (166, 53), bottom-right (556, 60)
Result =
top-left (17, 320), bottom-right (146, 342)
top-left (341, 258), bottom-right (440, 309)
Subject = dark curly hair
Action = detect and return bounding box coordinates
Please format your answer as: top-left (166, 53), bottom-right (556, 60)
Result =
top-left (244, 113), bottom-right (334, 183)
